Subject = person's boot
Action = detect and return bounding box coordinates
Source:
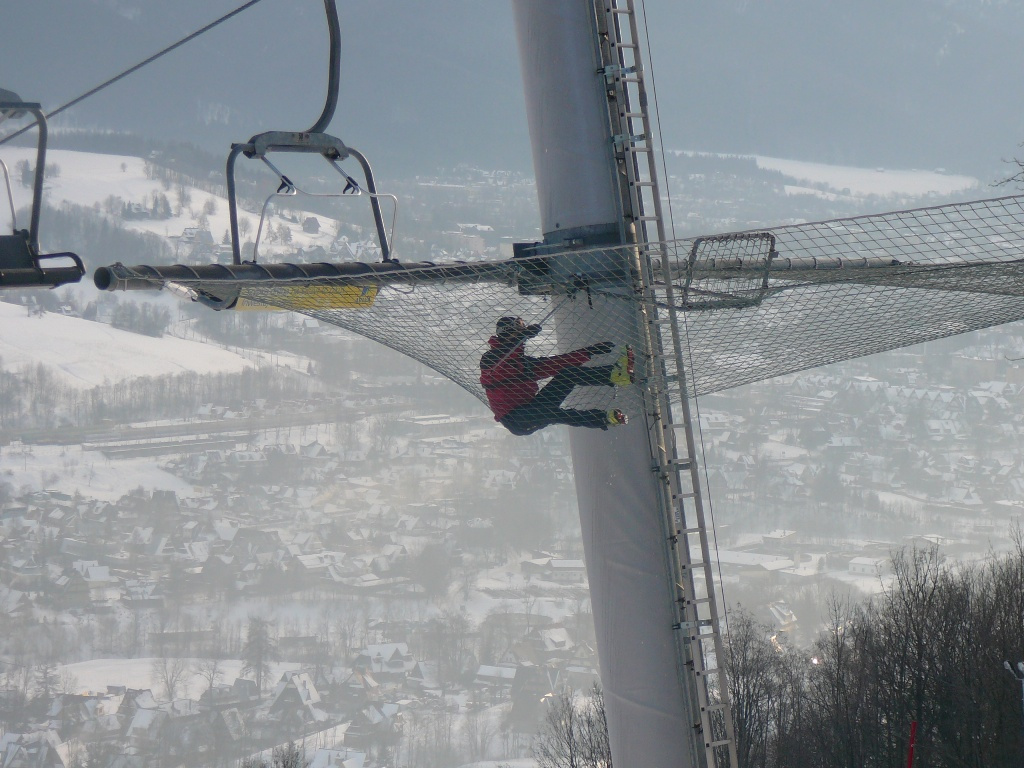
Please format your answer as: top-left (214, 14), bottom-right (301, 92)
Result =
top-left (606, 408), bottom-right (628, 427)
top-left (609, 345), bottom-right (635, 387)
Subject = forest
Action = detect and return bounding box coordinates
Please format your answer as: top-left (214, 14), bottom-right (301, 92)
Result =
top-left (726, 541), bottom-right (1024, 768)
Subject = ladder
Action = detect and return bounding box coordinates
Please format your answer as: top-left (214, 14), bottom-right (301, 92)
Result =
top-left (592, 3), bottom-right (740, 768)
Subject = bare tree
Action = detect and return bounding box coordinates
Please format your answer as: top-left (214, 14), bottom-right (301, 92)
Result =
top-left (240, 741), bottom-right (306, 768)
top-left (533, 685), bottom-right (611, 768)
top-left (58, 667), bottom-right (79, 695)
top-left (462, 704), bottom-right (497, 763)
top-left (193, 656), bottom-right (223, 696)
top-left (578, 685), bottom-right (612, 768)
top-left (152, 656), bottom-right (189, 700)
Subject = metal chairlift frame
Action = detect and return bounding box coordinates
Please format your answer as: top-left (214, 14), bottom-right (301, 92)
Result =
top-left (247, 156), bottom-right (398, 264)
top-left (225, 0), bottom-right (394, 265)
top-left (0, 98), bottom-right (84, 289)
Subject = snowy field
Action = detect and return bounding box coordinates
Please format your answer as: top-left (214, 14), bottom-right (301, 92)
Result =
top-left (0, 441), bottom-right (197, 500)
top-left (755, 155), bottom-right (979, 199)
top-left (56, 657), bottom-right (302, 699)
top-left (0, 300), bottom-right (253, 388)
top-left (0, 147), bottom-right (342, 259)
top-left (669, 149), bottom-right (981, 199)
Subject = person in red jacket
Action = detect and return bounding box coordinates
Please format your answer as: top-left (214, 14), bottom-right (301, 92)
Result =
top-left (480, 316), bottom-right (634, 436)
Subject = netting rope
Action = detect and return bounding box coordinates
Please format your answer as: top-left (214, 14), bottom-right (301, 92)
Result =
top-left (96, 193), bottom-right (1024, 423)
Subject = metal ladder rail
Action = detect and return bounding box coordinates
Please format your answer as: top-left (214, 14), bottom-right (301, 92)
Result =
top-left (600, 1), bottom-right (668, 249)
top-left (596, 2), bottom-right (740, 766)
top-left (656, 283), bottom-right (741, 768)
top-left (592, 7), bottom-right (704, 764)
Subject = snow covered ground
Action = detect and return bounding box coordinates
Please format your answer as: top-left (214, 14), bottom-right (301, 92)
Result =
top-left (0, 300), bottom-right (252, 388)
top-left (0, 441), bottom-right (196, 500)
top-left (669, 149), bottom-right (981, 199)
top-left (0, 147), bottom-right (343, 259)
top-left (755, 155), bottom-right (979, 199)
top-left (56, 657), bottom-right (302, 699)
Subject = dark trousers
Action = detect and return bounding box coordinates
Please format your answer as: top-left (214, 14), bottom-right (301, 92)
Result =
top-left (500, 364), bottom-right (614, 436)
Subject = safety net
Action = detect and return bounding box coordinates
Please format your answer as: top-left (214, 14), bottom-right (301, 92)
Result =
top-left (95, 194), bottom-right (1024, 424)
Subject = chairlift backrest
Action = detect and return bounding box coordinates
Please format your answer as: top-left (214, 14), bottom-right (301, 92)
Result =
top-left (0, 93), bottom-right (84, 289)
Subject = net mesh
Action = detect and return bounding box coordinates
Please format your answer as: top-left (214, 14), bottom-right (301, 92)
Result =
top-left (100, 194), bottom-right (1024, 424)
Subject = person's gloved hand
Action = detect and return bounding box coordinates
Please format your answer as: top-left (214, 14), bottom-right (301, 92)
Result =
top-left (585, 341), bottom-right (614, 356)
top-left (525, 324), bottom-right (542, 337)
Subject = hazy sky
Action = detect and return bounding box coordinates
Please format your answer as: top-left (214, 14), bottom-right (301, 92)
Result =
top-left (3, 1), bottom-right (1024, 175)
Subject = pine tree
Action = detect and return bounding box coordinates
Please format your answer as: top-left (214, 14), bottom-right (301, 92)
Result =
top-left (241, 616), bottom-right (277, 694)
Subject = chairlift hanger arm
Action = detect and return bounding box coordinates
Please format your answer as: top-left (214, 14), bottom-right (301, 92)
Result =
top-left (0, 101), bottom-right (45, 250)
top-left (310, 0), bottom-right (342, 135)
top-left (0, 98), bottom-right (84, 289)
top-left (224, 0), bottom-right (393, 265)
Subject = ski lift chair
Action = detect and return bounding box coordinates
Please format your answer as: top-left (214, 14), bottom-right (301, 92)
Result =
top-left (223, 0), bottom-right (395, 268)
top-left (0, 92), bottom-right (85, 289)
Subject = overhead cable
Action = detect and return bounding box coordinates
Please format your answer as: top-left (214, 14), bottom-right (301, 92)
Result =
top-left (0, 0), bottom-right (268, 147)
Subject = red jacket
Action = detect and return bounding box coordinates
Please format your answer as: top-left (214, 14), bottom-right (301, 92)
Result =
top-left (480, 336), bottom-right (591, 420)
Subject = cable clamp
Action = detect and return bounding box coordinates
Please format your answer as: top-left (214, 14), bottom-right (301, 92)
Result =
top-left (598, 64), bottom-right (637, 82)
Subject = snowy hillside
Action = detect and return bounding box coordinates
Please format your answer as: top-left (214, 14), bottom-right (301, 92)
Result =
top-left (0, 147), bottom-right (349, 259)
top-left (0, 300), bottom-right (252, 388)
top-left (670, 149), bottom-right (980, 199)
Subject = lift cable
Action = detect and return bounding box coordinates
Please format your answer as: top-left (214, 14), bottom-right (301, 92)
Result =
top-left (0, 0), bottom-right (269, 148)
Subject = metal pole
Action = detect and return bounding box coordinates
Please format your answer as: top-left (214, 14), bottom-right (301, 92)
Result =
top-left (512, 2), bottom-right (698, 766)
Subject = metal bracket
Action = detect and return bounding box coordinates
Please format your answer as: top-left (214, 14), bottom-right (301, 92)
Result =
top-left (598, 64), bottom-right (637, 81)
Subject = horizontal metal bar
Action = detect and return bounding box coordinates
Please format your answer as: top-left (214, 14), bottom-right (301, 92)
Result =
top-left (94, 259), bottom-right (517, 292)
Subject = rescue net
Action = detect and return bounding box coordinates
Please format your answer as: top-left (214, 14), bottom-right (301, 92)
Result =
top-left (96, 194), bottom-right (1024, 426)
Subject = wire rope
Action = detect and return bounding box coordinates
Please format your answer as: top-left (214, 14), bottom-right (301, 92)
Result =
top-left (0, 0), bottom-right (269, 148)
top-left (637, 0), bottom-right (733, 638)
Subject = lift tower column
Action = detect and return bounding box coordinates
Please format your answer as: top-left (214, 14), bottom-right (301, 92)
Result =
top-left (512, 3), bottom-right (736, 767)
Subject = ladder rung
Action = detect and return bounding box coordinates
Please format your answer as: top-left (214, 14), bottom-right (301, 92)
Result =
top-left (612, 134), bottom-right (645, 147)
top-left (701, 702), bottom-right (728, 713)
top-left (683, 596), bottom-right (712, 606)
top-left (706, 738), bottom-right (734, 749)
top-left (696, 666), bottom-right (726, 679)
top-left (676, 526), bottom-right (702, 536)
top-left (607, 7), bottom-right (634, 14)
top-left (612, 42), bottom-right (640, 49)
top-left (694, 660), bottom-right (727, 675)
top-left (686, 629), bottom-right (718, 642)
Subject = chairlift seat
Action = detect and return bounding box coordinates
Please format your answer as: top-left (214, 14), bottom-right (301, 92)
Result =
top-left (0, 231), bottom-right (84, 289)
top-left (0, 95), bottom-right (85, 289)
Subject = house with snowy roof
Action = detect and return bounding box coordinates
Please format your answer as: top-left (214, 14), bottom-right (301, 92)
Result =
top-left (126, 708), bottom-right (169, 751)
top-left (0, 729), bottom-right (74, 768)
top-left (353, 643), bottom-right (417, 682)
top-left (474, 664), bottom-right (517, 691)
top-left (345, 703), bottom-right (401, 750)
top-left (268, 671), bottom-right (329, 728)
